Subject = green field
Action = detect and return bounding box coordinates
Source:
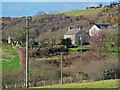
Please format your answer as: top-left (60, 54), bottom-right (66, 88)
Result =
top-left (34, 79), bottom-right (119, 88)
top-left (55, 8), bottom-right (102, 16)
top-left (69, 45), bottom-right (90, 51)
top-left (1, 46), bottom-right (20, 70)
top-left (2, 79), bottom-right (119, 90)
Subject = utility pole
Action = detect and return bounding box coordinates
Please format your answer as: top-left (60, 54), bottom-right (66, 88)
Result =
top-left (26, 17), bottom-right (30, 88)
top-left (80, 34), bottom-right (82, 54)
top-left (57, 52), bottom-right (66, 85)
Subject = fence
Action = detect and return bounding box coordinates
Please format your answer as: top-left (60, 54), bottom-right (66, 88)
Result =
top-left (2, 76), bottom-right (87, 89)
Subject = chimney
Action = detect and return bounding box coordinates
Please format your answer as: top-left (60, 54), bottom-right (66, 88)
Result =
top-left (68, 27), bottom-right (73, 31)
top-left (79, 26), bottom-right (82, 30)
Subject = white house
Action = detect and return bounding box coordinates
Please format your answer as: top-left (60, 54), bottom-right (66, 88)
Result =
top-left (89, 24), bottom-right (111, 36)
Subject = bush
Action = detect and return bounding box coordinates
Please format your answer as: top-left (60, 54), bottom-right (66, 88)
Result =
top-left (29, 60), bottom-right (60, 82)
top-left (71, 57), bottom-right (118, 81)
top-left (61, 38), bottom-right (72, 47)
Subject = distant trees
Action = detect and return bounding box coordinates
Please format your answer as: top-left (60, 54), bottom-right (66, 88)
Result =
top-left (48, 11), bottom-right (59, 14)
top-left (36, 11), bottom-right (46, 15)
top-left (2, 17), bottom-right (11, 21)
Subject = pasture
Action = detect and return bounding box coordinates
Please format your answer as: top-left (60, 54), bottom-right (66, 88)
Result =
top-left (55, 8), bottom-right (102, 16)
top-left (1, 46), bottom-right (20, 70)
top-left (34, 79), bottom-right (119, 88)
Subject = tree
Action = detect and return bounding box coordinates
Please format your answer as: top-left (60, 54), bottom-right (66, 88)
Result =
top-left (61, 38), bottom-right (72, 48)
top-left (35, 36), bottom-right (46, 50)
top-left (88, 31), bottom-right (106, 60)
top-left (99, 3), bottom-right (103, 8)
top-left (86, 7), bottom-right (89, 9)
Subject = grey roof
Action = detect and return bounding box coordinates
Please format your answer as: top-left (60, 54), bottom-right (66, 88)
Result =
top-left (64, 28), bottom-right (80, 35)
top-left (95, 24), bottom-right (111, 29)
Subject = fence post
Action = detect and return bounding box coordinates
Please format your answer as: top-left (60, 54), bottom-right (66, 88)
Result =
top-left (44, 81), bottom-right (45, 86)
top-left (36, 82), bottom-right (38, 86)
top-left (52, 81), bottom-right (54, 85)
top-left (24, 82), bottom-right (25, 87)
top-left (115, 74), bottom-right (117, 79)
top-left (91, 78), bottom-right (93, 85)
top-left (70, 77), bottom-right (72, 83)
top-left (15, 84), bottom-right (16, 88)
top-left (22, 84), bottom-right (24, 88)
top-left (5, 84), bottom-right (8, 88)
top-left (81, 76), bottom-right (82, 82)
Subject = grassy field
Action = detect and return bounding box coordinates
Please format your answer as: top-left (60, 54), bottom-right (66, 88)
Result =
top-left (2, 79), bottom-right (119, 90)
top-left (55, 8), bottom-right (102, 16)
top-left (1, 46), bottom-right (20, 70)
top-left (69, 45), bottom-right (90, 51)
top-left (33, 79), bottom-right (119, 88)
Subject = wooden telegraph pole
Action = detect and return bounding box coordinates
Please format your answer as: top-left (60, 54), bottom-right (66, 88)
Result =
top-left (57, 52), bottom-right (66, 85)
top-left (79, 26), bottom-right (83, 55)
top-left (80, 34), bottom-right (82, 54)
top-left (26, 17), bottom-right (30, 88)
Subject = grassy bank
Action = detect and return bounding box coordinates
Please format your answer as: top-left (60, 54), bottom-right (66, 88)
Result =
top-left (55, 8), bottom-right (102, 16)
top-left (1, 46), bottom-right (20, 70)
top-left (69, 45), bottom-right (90, 51)
top-left (33, 79), bottom-right (118, 88)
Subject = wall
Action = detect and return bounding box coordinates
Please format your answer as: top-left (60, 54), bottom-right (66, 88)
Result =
top-left (89, 25), bottom-right (100, 36)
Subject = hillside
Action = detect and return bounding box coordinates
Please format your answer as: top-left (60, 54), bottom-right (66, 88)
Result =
top-left (2, 5), bottom-right (119, 44)
top-left (1, 46), bottom-right (20, 70)
top-left (1, 3), bottom-right (119, 89)
top-left (55, 8), bottom-right (102, 16)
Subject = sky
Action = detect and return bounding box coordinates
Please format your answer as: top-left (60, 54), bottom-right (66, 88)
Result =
top-left (1, 0), bottom-right (119, 17)
top-left (1, 0), bottom-right (119, 2)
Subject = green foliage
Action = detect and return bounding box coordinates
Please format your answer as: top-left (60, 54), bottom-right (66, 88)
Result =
top-left (61, 38), bottom-right (72, 47)
top-left (2, 46), bottom-right (14, 50)
top-left (99, 3), bottom-right (103, 8)
top-left (69, 46), bottom-right (87, 51)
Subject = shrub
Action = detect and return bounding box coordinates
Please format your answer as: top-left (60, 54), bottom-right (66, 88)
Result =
top-left (29, 60), bottom-right (60, 82)
top-left (71, 57), bottom-right (118, 81)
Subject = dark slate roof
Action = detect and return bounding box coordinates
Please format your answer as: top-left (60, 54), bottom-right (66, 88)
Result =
top-left (64, 28), bottom-right (80, 35)
top-left (95, 24), bottom-right (111, 29)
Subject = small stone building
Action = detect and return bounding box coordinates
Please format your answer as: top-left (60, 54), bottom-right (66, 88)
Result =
top-left (64, 28), bottom-right (89, 45)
